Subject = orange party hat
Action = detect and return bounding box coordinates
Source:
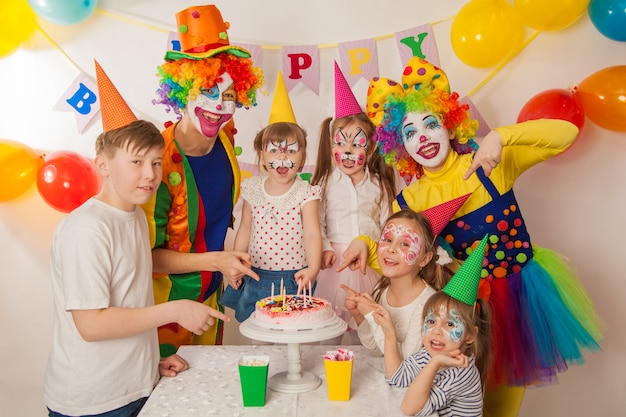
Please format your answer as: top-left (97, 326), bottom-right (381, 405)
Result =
top-left (95, 60), bottom-right (137, 132)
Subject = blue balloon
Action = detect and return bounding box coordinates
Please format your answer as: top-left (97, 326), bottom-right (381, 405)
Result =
top-left (28, 0), bottom-right (97, 26)
top-left (589, 0), bottom-right (626, 41)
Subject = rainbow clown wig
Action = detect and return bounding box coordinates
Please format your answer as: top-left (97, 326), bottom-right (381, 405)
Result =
top-left (365, 58), bottom-right (478, 180)
top-left (153, 52), bottom-right (264, 118)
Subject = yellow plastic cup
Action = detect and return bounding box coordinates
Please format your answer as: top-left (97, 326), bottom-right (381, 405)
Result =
top-left (238, 355), bottom-right (270, 407)
top-left (323, 359), bottom-right (353, 401)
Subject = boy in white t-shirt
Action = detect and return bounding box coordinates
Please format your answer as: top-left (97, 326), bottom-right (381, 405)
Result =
top-left (43, 62), bottom-right (229, 417)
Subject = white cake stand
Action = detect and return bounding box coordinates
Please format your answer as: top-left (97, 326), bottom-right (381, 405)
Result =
top-left (239, 313), bottom-right (347, 393)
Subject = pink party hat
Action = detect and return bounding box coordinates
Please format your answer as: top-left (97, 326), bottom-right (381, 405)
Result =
top-left (422, 193), bottom-right (471, 236)
top-left (95, 60), bottom-right (137, 132)
top-left (443, 234), bottom-right (488, 305)
top-left (334, 61), bottom-right (363, 119)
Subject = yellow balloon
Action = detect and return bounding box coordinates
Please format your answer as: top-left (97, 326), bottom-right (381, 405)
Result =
top-left (0, 0), bottom-right (37, 58)
top-left (514, 0), bottom-right (589, 31)
top-left (451, 0), bottom-right (525, 68)
top-left (0, 139), bottom-right (42, 202)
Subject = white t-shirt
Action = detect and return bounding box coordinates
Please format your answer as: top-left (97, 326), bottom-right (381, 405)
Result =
top-left (242, 175), bottom-right (320, 270)
top-left (353, 283), bottom-right (436, 359)
top-left (44, 198), bottom-right (159, 416)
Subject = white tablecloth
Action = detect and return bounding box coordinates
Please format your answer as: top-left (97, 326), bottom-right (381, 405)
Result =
top-left (138, 344), bottom-right (423, 417)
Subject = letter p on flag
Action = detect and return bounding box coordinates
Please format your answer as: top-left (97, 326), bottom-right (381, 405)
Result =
top-left (53, 73), bottom-right (100, 134)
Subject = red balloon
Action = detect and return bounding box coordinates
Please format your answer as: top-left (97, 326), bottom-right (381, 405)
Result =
top-left (517, 88), bottom-right (585, 130)
top-left (37, 150), bottom-right (101, 213)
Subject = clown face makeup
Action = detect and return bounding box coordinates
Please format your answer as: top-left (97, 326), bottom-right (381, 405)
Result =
top-left (187, 72), bottom-right (236, 139)
top-left (261, 137), bottom-right (303, 183)
top-left (401, 111), bottom-right (453, 171)
top-left (422, 305), bottom-right (465, 356)
top-left (331, 122), bottom-right (368, 182)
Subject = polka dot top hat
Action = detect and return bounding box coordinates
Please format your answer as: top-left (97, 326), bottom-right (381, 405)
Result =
top-left (165, 4), bottom-right (251, 61)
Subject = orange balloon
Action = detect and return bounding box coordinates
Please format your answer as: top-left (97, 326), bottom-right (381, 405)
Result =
top-left (451, 0), bottom-right (524, 68)
top-left (574, 66), bottom-right (626, 132)
top-left (0, 139), bottom-right (42, 202)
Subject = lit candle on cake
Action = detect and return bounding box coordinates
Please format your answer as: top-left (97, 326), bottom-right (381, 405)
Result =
top-left (280, 277), bottom-right (284, 296)
top-left (271, 282), bottom-right (274, 302)
top-left (308, 281), bottom-right (312, 305)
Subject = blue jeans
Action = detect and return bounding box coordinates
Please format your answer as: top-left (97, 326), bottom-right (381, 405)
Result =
top-left (221, 266), bottom-right (314, 322)
top-left (48, 397), bottom-right (148, 417)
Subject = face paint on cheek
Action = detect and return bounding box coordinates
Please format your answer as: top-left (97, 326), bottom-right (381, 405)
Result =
top-left (333, 152), bottom-right (342, 164)
top-left (445, 309), bottom-right (465, 342)
top-left (422, 308), bottom-right (435, 337)
top-left (400, 229), bottom-right (422, 266)
top-left (357, 153), bottom-right (366, 166)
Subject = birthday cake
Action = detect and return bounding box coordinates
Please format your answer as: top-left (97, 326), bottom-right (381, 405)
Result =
top-left (254, 294), bottom-right (334, 327)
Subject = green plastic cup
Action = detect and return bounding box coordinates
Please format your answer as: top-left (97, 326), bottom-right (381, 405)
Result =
top-left (238, 355), bottom-right (270, 407)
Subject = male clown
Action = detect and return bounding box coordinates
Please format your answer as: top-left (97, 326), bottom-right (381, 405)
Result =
top-left (144, 5), bottom-right (264, 356)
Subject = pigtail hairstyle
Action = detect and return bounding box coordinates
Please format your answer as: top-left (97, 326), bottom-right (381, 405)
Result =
top-left (312, 114), bottom-right (397, 221)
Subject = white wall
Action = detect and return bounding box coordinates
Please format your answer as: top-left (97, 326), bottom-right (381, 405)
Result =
top-left (1, 1), bottom-right (624, 415)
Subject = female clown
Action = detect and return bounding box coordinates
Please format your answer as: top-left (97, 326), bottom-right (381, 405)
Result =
top-left (351, 57), bottom-right (603, 417)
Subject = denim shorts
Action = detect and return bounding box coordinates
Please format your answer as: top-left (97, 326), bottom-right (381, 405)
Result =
top-left (220, 267), bottom-right (310, 322)
top-left (48, 396), bottom-right (148, 417)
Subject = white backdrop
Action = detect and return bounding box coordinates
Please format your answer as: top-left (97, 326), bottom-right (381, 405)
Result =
top-left (1, 1), bottom-right (625, 416)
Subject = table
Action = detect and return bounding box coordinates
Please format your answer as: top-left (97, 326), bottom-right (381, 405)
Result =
top-left (138, 345), bottom-right (414, 417)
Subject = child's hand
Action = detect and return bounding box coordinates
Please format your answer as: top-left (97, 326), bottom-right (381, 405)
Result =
top-left (159, 354), bottom-right (189, 377)
top-left (342, 286), bottom-right (376, 317)
top-left (175, 300), bottom-right (230, 335)
top-left (371, 304), bottom-right (395, 334)
top-left (337, 239), bottom-right (368, 274)
top-left (321, 250), bottom-right (336, 270)
top-left (432, 349), bottom-right (470, 370)
top-left (295, 268), bottom-right (316, 294)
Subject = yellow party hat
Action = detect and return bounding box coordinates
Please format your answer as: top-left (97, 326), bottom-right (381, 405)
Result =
top-left (268, 71), bottom-right (297, 125)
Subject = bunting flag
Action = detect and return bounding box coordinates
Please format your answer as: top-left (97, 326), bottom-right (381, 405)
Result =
top-left (338, 38), bottom-right (379, 87)
top-left (53, 16), bottom-right (494, 135)
top-left (395, 24), bottom-right (440, 67)
top-left (235, 42), bottom-right (263, 68)
top-left (281, 44), bottom-right (320, 94)
top-left (52, 72), bottom-right (100, 134)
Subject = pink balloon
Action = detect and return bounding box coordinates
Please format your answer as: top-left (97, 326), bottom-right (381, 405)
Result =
top-left (37, 150), bottom-right (101, 213)
top-left (517, 89), bottom-right (585, 130)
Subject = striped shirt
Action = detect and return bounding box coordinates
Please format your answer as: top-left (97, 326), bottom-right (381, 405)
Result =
top-left (386, 348), bottom-right (483, 417)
